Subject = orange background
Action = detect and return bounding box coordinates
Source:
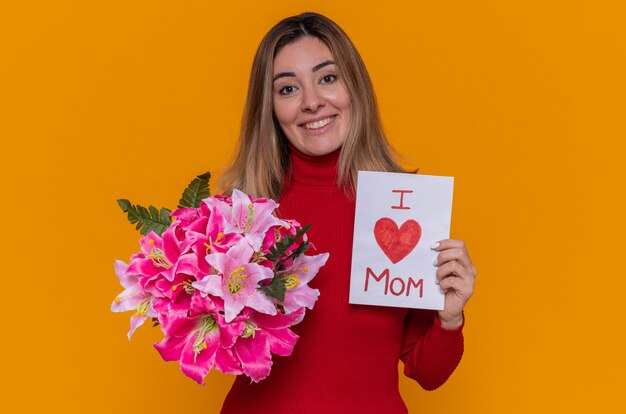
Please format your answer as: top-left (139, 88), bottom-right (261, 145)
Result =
top-left (1, 1), bottom-right (625, 413)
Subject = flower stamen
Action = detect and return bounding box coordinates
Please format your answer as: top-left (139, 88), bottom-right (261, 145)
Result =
top-left (147, 247), bottom-right (173, 269)
top-left (227, 266), bottom-right (247, 294)
top-left (192, 315), bottom-right (217, 362)
top-left (244, 204), bottom-right (254, 232)
top-left (133, 297), bottom-right (151, 317)
top-left (284, 274), bottom-right (300, 289)
top-left (241, 321), bottom-right (258, 339)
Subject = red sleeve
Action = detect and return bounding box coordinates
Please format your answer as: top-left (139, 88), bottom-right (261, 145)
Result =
top-left (399, 309), bottom-right (464, 390)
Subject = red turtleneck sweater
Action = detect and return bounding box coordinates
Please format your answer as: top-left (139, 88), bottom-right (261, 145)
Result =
top-left (220, 147), bottom-right (464, 414)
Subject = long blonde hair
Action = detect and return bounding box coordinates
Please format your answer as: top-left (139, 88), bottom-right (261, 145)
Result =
top-left (219, 12), bottom-right (404, 199)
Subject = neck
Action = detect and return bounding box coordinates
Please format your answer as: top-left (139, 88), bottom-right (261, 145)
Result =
top-left (286, 145), bottom-right (341, 188)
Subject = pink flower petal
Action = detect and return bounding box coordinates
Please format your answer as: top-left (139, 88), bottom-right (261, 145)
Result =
top-left (110, 286), bottom-right (141, 313)
top-left (222, 291), bottom-right (247, 323)
top-left (139, 232), bottom-right (163, 255)
top-left (283, 285), bottom-right (320, 313)
top-left (217, 316), bottom-right (245, 348)
top-left (113, 260), bottom-right (131, 287)
top-left (157, 305), bottom-right (196, 337)
top-left (128, 314), bottom-right (148, 339)
top-left (162, 228), bottom-right (181, 264)
top-left (174, 254), bottom-right (200, 278)
top-left (234, 335), bottom-right (272, 383)
top-left (192, 275), bottom-right (223, 298)
top-left (289, 252), bottom-right (329, 285)
top-left (262, 327), bottom-right (299, 357)
top-left (154, 334), bottom-right (186, 362)
top-left (215, 348), bottom-right (243, 375)
top-left (189, 290), bottom-right (221, 317)
top-left (246, 290), bottom-right (278, 316)
top-left (180, 331), bottom-right (220, 385)
top-left (230, 189), bottom-right (251, 231)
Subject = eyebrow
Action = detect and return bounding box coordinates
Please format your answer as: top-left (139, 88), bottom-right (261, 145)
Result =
top-left (272, 60), bottom-right (336, 82)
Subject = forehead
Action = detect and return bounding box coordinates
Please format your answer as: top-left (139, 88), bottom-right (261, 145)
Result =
top-left (273, 37), bottom-right (335, 74)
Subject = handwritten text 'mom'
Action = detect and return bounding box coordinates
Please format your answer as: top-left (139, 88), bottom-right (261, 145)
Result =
top-left (364, 267), bottom-right (424, 297)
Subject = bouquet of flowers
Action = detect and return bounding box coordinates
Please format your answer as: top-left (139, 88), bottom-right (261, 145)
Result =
top-left (112, 172), bottom-right (329, 384)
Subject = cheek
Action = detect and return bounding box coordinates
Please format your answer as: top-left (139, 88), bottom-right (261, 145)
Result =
top-left (273, 100), bottom-right (296, 126)
top-left (330, 87), bottom-right (352, 115)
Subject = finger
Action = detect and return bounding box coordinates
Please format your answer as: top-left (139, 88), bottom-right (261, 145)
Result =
top-left (432, 239), bottom-right (477, 277)
top-left (438, 274), bottom-right (459, 291)
top-left (435, 260), bottom-right (470, 283)
top-left (434, 248), bottom-right (473, 271)
top-left (439, 275), bottom-right (474, 298)
top-left (430, 239), bottom-right (466, 252)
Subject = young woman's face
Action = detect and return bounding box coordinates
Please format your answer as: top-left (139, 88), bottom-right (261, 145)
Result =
top-left (272, 36), bottom-right (351, 156)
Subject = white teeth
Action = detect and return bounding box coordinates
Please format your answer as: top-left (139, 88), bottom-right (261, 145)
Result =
top-left (303, 117), bottom-right (333, 130)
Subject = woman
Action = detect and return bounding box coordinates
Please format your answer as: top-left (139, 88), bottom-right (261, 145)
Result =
top-left (219, 12), bottom-right (476, 414)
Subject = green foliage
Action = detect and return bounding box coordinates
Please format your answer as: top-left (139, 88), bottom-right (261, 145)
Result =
top-left (178, 171), bottom-right (211, 209)
top-left (259, 276), bottom-right (288, 302)
top-left (260, 224), bottom-right (312, 302)
top-left (266, 224), bottom-right (311, 272)
top-left (117, 199), bottom-right (172, 236)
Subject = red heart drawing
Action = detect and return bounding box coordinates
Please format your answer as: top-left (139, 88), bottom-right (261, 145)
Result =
top-left (374, 218), bottom-right (422, 264)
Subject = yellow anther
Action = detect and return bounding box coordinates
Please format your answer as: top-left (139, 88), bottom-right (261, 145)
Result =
top-left (251, 251), bottom-right (266, 263)
top-left (135, 297), bottom-right (151, 316)
top-left (284, 274), bottom-right (300, 289)
top-left (149, 239), bottom-right (155, 246)
top-left (192, 315), bottom-right (217, 362)
top-left (114, 297), bottom-right (121, 302)
top-left (147, 247), bottom-right (173, 269)
top-left (241, 321), bottom-right (258, 339)
top-left (228, 266), bottom-right (247, 294)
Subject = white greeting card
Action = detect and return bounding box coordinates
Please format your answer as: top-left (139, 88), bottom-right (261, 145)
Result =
top-left (349, 171), bottom-right (454, 310)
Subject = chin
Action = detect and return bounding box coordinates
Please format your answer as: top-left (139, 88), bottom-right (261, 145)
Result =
top-left (305, 145), bottom-right (341, 156)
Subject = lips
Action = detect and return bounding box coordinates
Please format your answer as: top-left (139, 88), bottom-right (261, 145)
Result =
top-left (300, 115), bottom-right (336, 130)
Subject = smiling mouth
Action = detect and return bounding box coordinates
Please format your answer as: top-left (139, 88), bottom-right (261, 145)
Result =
top-left (301, 116), bottom-right (336, 130)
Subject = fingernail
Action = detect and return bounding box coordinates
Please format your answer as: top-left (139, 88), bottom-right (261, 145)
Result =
top-left (433, 259), bottom-right (438, 267)
top-left (435, 278), bottom-right (439, 285)
top-left (430, 242), bottom-right (440, 250)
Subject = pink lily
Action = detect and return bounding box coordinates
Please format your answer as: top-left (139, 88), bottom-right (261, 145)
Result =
top-left (111, 260), bottom-right (157, 339)
top-left (126, 229), bottom-right (200, 296)
top-left (153, 292), bottom-right (243, 384)
top-left (280, 253), bottom-right (329, 313)
top-left (231, 308), bottom-right (305, 382)
top-left (193, 241), bottom-right (275, 322)
top-left (206, 189), bottom-right (287, 251)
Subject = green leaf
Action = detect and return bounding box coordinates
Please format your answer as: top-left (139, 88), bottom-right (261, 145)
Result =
top-left (266, 224), bottom-right (311, 271)
top-left (117, 199), bottom-right (172, 236)
top-left (259, 276), bottom-right (288, 302)
top-left (178, 171), bottom-right (211, 208)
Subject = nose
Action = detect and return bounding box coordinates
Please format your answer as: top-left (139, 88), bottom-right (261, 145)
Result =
top-left (300, 86), bottom-right (325, 112)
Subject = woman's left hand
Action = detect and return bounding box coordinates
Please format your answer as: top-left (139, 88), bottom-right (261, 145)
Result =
top-left (432, 239), bottom-right (477, 330)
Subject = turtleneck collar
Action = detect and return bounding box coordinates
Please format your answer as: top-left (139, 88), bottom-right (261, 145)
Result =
top-left (285, 144), bottom-right (341, 188)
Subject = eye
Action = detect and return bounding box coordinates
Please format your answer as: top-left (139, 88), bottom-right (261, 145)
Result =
top-left (279, 85), bottom-right (297, 95)
top-left (320, 74), bottom-right (337, 84)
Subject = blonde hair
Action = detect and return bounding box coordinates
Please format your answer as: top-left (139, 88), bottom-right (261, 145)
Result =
top-left (219, 12), bottom-right (404, 199)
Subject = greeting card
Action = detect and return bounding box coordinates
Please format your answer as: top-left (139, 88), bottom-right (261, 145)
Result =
top-left (349, 171), bottom-right (454, 310)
